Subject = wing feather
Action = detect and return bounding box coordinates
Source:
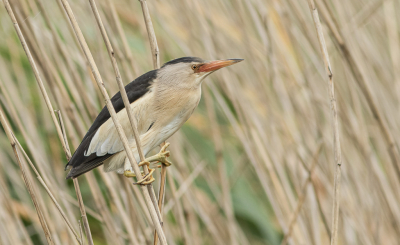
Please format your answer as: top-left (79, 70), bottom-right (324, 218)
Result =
top-left (65, 69), bottom-right (157, 179)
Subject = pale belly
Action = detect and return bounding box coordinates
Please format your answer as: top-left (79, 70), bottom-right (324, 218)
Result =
top-left (97, 85), bottom-right (201, 173)
top-left (103, 107), bottom-right (195, 173)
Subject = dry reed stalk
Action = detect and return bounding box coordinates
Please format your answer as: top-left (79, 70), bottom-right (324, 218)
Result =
top-left (84, 173), bottom-right (124, 245)
top-left (307, 1), bottom-right (343, 244)
top-left (166, 170), bottom-right (189, 243)
top-left (2, 1), bottom-right (93, 244)
top-left (204, 87), bottom-right (238, 245)
top-left (311, 177), bottom-right (331, 239)
top-left (194, 6), bottom-right (239, 240)
top-left (164, 161), bottom-right (207, 213)
top-left (52, 83), bottom-right (124, 243)
top-left (0, 106), bottom-right (53, 245)
top-left (78, 220), bottom-right (84, 245)
top-left (79, 174), bottom-right (118, 242)
top-left (281, 143), bottom-right (322, 245)
top-left (0, 172), bottom-right (34, 245)
top-left (138, 0), bottom-right (160, 69)
top-left (87, 0), bottom-right (156, 200)
top-left (2, 0), bottom-right (399, 243)
top-left (129, 182), bottom-right (153, 224)
top-left (174, 170), bottom-right (226, 245)
top-left (154, 166), bottom-right (167, 244)
top-left (57, 0), bottom-right (167, 243)
top-left (72, 180), bottom-right (92, 244)
top-left (344, 0), bottom-right (385, 34)
top-left (13, 132), bottom-right (81, 244)
top-left (12, 4), bottom-right (87, 138)
top-left (1, 74), bottom-right (80, 239)
top-left (88, 0), bottom-right (168, 242)
top-left (2, 0), bottom-right (66, 166)
top-left (99, 172), bottom-right (140, 244)
top-left (105, 0), bottom-right (137, 78)
top-left (0, 177), bottom-right (28, 244)
top-left (62, 191), bottom-right (103, 222)
top-left (204, 11), bottom-right (301, 234)
top-left (0, 79), bottom-right (51, 183)
top-left (35, 0), bottom-right (97, 121)
top-left (383, 0), bottom-right (400, 96)
top-left (55, 110), bottom-right (93, 245)
top-left (136, 1), bottom-right (168, 244)
top-left (317, 0), bottom-right (400, 180)
top-left (210, 82), bottom-right (289, 232)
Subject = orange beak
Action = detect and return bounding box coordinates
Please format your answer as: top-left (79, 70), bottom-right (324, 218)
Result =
top-left (197, 59), bottom-right (244, 73)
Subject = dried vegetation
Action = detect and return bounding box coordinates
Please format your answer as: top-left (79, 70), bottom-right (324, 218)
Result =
top-left (0, 0), bottom-right (398, 244)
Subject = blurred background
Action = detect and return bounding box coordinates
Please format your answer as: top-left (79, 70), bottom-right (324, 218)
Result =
top-left (0, 0), bottom-right (399, 244)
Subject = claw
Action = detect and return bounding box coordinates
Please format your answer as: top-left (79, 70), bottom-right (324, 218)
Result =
top-left (160, 142), bottom-right (170, 152)
top-left (124, 167), bottom-right (155, 186)
top-left (136, 178), bottom-right (155, 185)
top-left (124, 170), bottom-right (140, 178)
top-left (145, 142), bottom-right (172, 167)
top-left (138, 161), bottom-right (150, 167)
top-left (126, 143), bottom-right (172, 185)
top-left (134, 168), bottom-right (155, 185)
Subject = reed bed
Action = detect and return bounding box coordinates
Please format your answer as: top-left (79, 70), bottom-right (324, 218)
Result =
top-left (0, 0), bottom-right (398, 244)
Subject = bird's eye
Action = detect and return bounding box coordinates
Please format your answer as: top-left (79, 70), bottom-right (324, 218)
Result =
top-left (191, 65), bottom-right (197, 70)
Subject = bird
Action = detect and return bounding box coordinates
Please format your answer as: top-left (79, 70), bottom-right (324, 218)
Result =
top-left (65, 57), bottom-right (243, 184)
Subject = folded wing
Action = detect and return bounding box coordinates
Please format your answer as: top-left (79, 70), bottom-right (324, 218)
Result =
top-left (65, 70), bottom-right (157, 179)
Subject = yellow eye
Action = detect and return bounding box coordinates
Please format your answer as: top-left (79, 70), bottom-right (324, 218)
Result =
top-left (191, 65), bottom-right (197, 70)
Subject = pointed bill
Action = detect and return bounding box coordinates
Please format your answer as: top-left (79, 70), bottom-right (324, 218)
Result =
top-left (198, 59), bottom-right (244, 73)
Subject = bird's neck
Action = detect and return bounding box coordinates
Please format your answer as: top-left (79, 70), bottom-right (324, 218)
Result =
top-left (154, 82), bottom-right (201, 114)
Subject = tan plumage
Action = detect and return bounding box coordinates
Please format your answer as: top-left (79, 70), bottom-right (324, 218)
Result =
top-left (66, 57), bottom-right (243, 179)
top-left (90, 78), bottom-right (202, 173)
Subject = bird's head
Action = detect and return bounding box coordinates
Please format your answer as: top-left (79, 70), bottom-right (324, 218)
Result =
top-left (157, 57), bottom-right (243, 89)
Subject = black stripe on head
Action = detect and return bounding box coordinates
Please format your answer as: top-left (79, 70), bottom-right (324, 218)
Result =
top-left (161, 57), bottom-right (204, 68)
top-left (65, 69), bottom-right (157, 177)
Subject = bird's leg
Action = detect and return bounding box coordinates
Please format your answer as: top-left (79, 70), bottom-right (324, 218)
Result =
top-left (134, 161), bottom-right (156, 185)
top-left (123, 170), bottom-right (140, 178)
top-left (143, 142), bottom-right (172, 167)
top-left (125, 143), bottom-right (172, 185)
top-left (134, 143), bottom-right (172, 185)
top-left (123, 159), bottom-right (155, 185)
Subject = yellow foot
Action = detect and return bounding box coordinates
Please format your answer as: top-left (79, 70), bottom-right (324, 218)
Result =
top-left (145, 142), bottom-right (172, 167)
top-left (123, 170), bottom-right (141, 178)
top-left (124, 143), bottom-right (172, 185)
top-left (124, 166), bottom-right (156, 185)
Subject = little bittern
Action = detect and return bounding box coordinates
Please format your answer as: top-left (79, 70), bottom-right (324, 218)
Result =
top-left (65, 57), bottom-right (243, 184)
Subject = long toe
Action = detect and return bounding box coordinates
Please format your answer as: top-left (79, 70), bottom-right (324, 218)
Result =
top-left (124, 170), bottom-right (138, 178)
top-left (138, 161), bottom-right (150, 167)
top-left (160, 142), bottom-right (170, 152)
top-left (134, 168), bottom-right (156, 185)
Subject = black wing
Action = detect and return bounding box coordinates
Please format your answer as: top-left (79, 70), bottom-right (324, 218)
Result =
top-left (65, 69), bottom-right (157, 179)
